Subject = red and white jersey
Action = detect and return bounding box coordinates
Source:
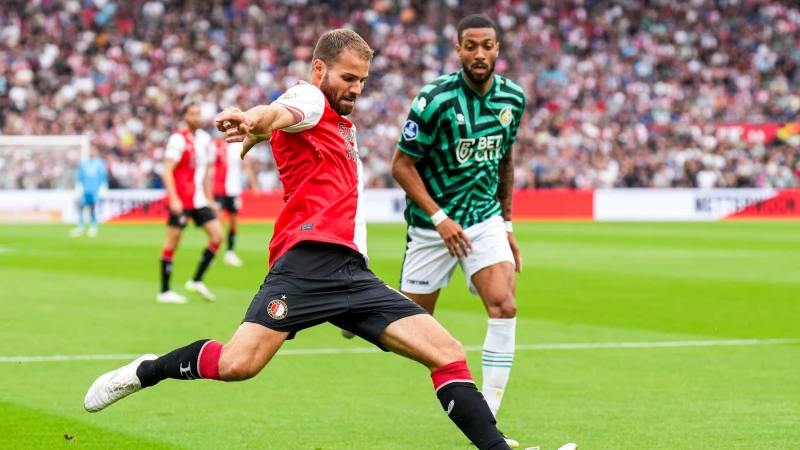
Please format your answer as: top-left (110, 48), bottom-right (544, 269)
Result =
top-left (267, 81), bottom-right (366, 268)
top-left (164, 128), bottom-right (212, 209)
top-left (212, 139), bottom-right (244, 197)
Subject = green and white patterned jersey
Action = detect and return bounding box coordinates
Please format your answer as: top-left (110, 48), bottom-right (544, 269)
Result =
top-left (397, 70), bottom-right (526, 229)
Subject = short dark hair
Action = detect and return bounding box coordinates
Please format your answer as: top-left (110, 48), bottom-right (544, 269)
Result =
top-left (312, 29), bottom-right (374, 68)
top-left (457, 14), bottom-right (499, 44)
top-left (182, 103), bottom-right (199, 116)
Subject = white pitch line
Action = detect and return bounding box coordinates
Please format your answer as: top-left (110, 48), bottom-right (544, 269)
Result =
top-left (1, 338), bottom-right (797, 363)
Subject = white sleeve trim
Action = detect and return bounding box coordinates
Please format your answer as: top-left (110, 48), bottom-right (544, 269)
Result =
top-left (273, 84), bottom-right (326, 133)
top-left (164, 133), bottom-right (185, 161)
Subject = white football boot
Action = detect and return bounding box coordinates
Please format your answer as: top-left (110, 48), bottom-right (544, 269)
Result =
top-left (156, 290), bottom-right (188, 304)
top-left (84, 354), bottom-right (158, 412)
top-left (524, 444), bottom-right (578, 450)
top-left (223, 251), bottom-right (243, 267)
top-left (87, 226), bottom-right (98, 238)
top-left (499, 430), bottom-right (519, 448)
top-left (185, 280), bottom-right (216, 301)
top-left (69, 227), bottom-right (84, 238)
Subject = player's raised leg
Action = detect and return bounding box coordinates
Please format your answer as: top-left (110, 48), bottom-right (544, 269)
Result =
top-left (84, 323), bottom-right (288, 412)
top-left (407, 281), bottom-right (519, 448)
top-left (157, 223), bottom-right (187, 304)
top-left (378, 314), bottom-right (512, 450)
top-left (185, 213), bottom-right (224, 301)
top-left (471, 261), bottom-right (517, 419)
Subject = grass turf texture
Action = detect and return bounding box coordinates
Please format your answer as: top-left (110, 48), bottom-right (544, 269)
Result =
top-left (1, 222), bottom-right (798, 449)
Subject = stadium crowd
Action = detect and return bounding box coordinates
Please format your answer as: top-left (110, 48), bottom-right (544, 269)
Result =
top-left (1, 0), bottom-right (799, 190)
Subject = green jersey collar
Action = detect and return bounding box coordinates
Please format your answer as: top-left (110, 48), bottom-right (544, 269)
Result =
top-left (457, 70), bottom-right (497, 98)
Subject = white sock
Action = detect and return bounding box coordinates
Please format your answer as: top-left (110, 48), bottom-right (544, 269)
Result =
top-left (481, 317), bottom-right (516, 418)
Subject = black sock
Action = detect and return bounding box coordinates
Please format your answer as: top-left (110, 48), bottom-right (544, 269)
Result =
top-left (193, 245), bottom-right (218, 281)
top-left (437, 382), bottom-right (509, 450)
top-left (137, 339), bottom-right (216, 387)
top-left (228, 229), bottom-right (236, 251)
top-left (160, 258), bottom-right (172, 293)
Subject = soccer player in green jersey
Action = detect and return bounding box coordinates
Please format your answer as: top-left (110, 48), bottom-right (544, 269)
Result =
top-left (393, 14), bottom-right (527, 448)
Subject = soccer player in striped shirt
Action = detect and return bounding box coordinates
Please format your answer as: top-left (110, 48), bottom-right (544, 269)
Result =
top-left (211, 137), bottom-right (260, 267)
top-left (390, 14), bottom-right (527, 448)
top-left (156, 104), bottom-right (225, 304)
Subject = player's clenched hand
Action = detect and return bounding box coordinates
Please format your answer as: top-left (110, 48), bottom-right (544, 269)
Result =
top-left (215, 107), bottom-right (269, 159)
top-left (215, 107), bottom-right (251, 138)
top-left (508, 232), bottom-right (522, 273)
top-left (436, 218), bottom-right (473, 259)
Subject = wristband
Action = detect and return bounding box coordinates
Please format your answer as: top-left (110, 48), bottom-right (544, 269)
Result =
top-left (431, 209), bottom-right (448, 226)
top-left (504, 221), bottom-right (513, 232)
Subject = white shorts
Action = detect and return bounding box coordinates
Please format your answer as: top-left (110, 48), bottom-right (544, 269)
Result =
top-left (400, 215), bottom-right (514, 296)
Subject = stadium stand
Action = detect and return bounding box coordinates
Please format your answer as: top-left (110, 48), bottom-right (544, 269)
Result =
top-left (0, 0), bottom-right (798, 189)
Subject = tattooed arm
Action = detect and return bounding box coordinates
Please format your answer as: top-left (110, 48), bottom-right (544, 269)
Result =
top-left (497, 149), bottom-right (522, 273)
top-left (497, 149), bottom-right (514, 221)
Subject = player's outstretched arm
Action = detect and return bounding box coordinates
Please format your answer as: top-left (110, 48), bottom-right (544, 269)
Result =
top-left (391, 149), bottom-right (472, 258)
top-left (215, 105), bottom-right (301, 159)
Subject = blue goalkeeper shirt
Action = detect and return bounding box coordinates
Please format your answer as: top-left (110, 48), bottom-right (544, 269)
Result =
top-left (77, 157), bottom-right (108, 195)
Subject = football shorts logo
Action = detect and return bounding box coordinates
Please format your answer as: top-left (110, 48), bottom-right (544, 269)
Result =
top-left (267, 296), bottom-right (288, 320)
top-left (417, 97), bottom-right (427, 112)
top-left (499, 106), bottom-right (513, 126)
top-left (403, 120), bottom-right (419, 141)
top-left (457, 114), bottom-right (465, 124)
top-left (279, 92), bottom-right (297, 100)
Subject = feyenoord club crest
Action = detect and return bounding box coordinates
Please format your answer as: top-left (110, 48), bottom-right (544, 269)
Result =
top-left (267, 295), bottom-right (288, 320)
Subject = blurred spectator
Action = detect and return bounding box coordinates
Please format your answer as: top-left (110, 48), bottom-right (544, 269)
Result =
top-left (0, 0), bottom-right (798, 190)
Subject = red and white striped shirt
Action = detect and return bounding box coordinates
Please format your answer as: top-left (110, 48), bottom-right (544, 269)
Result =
top-left (164, 128), bottom-right (212, 209)
top-left (267, 81), bottom-right (366, 268)
top-left (212, 139), bottom-right (244, 197)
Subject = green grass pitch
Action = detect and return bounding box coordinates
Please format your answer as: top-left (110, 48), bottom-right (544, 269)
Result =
top-left (1, 222), bottom-right (799, 449)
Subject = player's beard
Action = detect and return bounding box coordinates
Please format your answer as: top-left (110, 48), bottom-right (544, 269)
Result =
top-left (320, 73), bottom-right (356, 116)
top-left (463, 60), bottom-right (496, 87)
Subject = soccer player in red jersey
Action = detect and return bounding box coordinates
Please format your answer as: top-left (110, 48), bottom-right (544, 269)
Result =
top-left (211, 137), bottom-right (259, 267)
top-left (84, 30), bottom-right (515, 450)
top-left (156, 104), bottom-right (225, 304)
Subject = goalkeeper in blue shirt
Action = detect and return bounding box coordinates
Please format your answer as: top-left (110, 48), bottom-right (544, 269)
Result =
top-left (70, 145), bottom-right (109, 238)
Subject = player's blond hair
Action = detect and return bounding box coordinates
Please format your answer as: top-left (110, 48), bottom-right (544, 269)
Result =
top-left (312, 29), bottom-right (374, 67)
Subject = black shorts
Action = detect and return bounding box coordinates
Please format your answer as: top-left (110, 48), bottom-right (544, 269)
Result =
top-left (242, 241), bottom-right (428, 350)
top-left (167, 206), bottom-right (217, 229)
top-left (215, 195), bottom-right (241, 213)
